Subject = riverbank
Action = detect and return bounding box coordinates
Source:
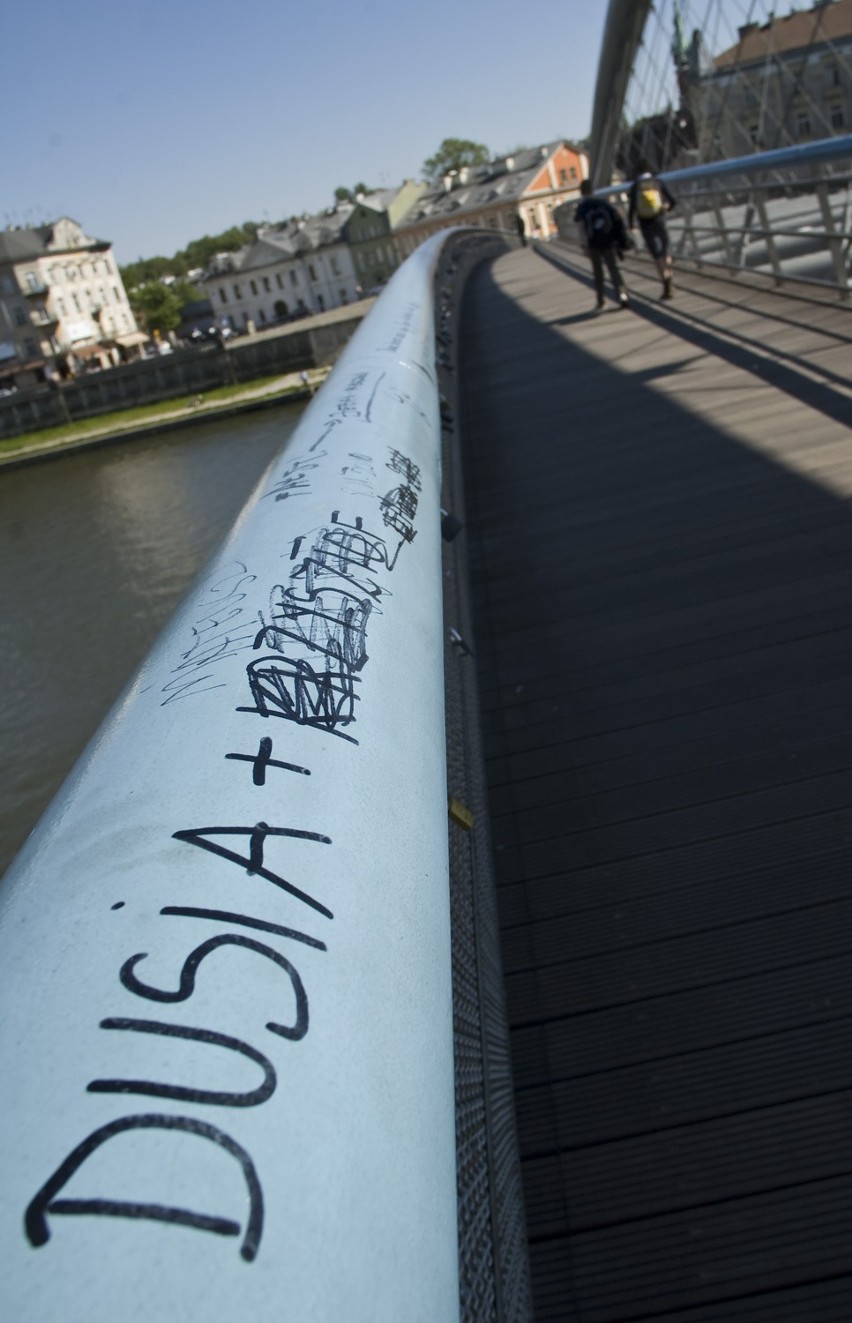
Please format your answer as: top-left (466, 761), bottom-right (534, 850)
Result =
top-left (0, 366), bottom-right (330, 471)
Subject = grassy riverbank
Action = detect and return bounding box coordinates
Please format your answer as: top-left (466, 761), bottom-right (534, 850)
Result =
top-left (0, 366), bottom-right (329, 467)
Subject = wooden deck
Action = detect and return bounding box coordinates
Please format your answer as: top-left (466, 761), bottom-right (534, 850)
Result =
top-left (457, 244), bottom-right (852, 1321)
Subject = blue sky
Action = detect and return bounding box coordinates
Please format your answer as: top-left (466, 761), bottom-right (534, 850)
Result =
top-left (6, 0), bottom-right (607, 265)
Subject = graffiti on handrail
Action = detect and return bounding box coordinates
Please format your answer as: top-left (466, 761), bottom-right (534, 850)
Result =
top-left (160, 563), bottom-right (258, 706)
top-left (25, 441), bottom-right (423, 1263)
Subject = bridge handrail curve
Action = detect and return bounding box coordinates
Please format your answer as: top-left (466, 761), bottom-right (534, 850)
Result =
top-left (588, 136), bottom-right (852, 295)
top-left (0, 232), bottom-right (463, 1320)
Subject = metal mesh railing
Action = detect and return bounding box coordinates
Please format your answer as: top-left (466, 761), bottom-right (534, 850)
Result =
top-left (435, 232), bottom-right (534, 1323)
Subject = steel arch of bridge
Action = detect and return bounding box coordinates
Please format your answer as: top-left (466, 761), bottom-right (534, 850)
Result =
top-left (589, 0), bottom-right (654, 189)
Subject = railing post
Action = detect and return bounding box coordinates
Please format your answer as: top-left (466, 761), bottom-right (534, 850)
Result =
top-left (711, 189), bottom-right (736, 267)
top-left (815, 170), bottom-right (850, 296)
top-left (753, 193), bottom-right (784, 284)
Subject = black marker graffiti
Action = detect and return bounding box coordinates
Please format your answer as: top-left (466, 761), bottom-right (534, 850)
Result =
top-left (172, 824), bottom-right (333, 919)
top-left (25, 427), bottom-right (426, 1266)
top-left (386, 449), bottom-right (422, 491)
top-left (364, 372), bottom-right (385, 421)
top-left (241, 655), bottom-right (359, 743)
top-left (340, 452), bottom-right (378, 498)
top-left (257, 585), bottom-right (372, 671)
top-left (160, 907), bottom-right (326, 952)
top-left (384, 302), bottom-right (417, 353)
top-left (161, 564), bottom-right (258, 706)
top-left (118, 933), bottom-right (309, 1042)
top-left (379, 484), bottom-right (419, 546)
top-left (264, 454), bottom-right (327, 503)
top-left (226, 736), bottom-right (311, 783)
top-left (25, 1114), bottom-right (264, 1261)
top-left (88, 1019), bottom-right (277, 1108)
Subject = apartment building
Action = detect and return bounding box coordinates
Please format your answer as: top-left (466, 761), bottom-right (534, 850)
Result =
top-left (0, 217), bottom-right (144, 387)
top-left (691, 0), bottom-right (852, 158)
top-left (393, 142), bottom-right (588, 258)
top-left (203, 207), bottom-right (361, 333)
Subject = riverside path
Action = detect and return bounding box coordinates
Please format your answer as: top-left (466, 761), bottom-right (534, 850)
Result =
top-left (457, 241), bottom-right (852, 1321)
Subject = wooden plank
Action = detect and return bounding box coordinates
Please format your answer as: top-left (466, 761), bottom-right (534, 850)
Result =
top-left (458, 246), bottom-right (852, 1319)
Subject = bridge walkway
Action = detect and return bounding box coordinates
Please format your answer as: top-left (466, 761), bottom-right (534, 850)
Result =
top-left (456, 244), bottom-right (852, 1321)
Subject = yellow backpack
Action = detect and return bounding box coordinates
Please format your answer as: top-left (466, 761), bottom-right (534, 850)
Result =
top-left (637, 182), bottom-right (664, 220)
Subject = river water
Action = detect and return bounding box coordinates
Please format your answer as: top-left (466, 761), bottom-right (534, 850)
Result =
top-left (0, 404), bottom-right (302, 879)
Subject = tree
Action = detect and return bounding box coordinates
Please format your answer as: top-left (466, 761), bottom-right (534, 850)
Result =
top-left (334, 182), bottom-right (374, 205)
top-left (422, 138), bottom-right (490, 182)
top-left (119, 222), bottom-right (260, 290)
top-left (130, 281), bottom-right (183, 335)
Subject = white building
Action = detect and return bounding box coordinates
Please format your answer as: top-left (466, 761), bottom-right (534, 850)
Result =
top-left (203, 207), bottom-right (360, 332)
top-left (0, 217), bottom-right (145, 386)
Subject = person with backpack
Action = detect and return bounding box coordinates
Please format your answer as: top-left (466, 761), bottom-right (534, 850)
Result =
top-left (628, 164), bottom-right (676, 299)
top-left (573, 180), bottom-right (630, 314)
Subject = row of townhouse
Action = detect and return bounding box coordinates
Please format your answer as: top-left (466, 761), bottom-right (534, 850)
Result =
top-left (202, 142), bottom-right (588, 332)
top-left (0, 141), bottom-right (587, 386)
top-left (0, 218), bottom-right (145, 389)
top-left (692, 0), bottom-right (852, 159)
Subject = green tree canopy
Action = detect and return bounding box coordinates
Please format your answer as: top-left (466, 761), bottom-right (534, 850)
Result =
top-left (334, 182), bottom-right (375, 204)
top-left (422, 138), bottom-right (490, 182)
top-left (120, 222), bottom-right (260, 291)
top-left (129, 281), bottom-right (184, 335)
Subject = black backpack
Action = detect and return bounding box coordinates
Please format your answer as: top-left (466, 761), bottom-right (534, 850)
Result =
top-left (583, 200), bottom-right (615, 249)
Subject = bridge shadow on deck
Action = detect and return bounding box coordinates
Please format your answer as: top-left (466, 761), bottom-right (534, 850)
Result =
top-left (457, 249), bottom-right (852, 1321)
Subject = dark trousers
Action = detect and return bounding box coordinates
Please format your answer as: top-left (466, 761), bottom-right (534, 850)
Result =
top-left (589, 247), bottom-right (624, 302)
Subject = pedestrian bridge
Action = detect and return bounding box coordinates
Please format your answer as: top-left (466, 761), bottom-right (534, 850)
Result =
top-left (456, 237), bottom-right (852, 1319)
top-left (4, 1), bottom-right (852, 1317)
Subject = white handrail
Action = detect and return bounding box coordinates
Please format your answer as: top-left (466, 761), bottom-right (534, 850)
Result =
top-left (0, 232), bottom-right (460, 1322)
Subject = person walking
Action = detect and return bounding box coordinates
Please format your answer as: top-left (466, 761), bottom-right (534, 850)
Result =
top-left (628, 165), bottom-right (676, 299)
top-left (573, 180), bottom-right (630, 314)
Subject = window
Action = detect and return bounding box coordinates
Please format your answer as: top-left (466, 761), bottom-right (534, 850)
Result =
top-left (250, 280), bottom-right (258, 296)
top-left (290, 271), bottom-right (298, 287)
top-left (220, 288), bottom-right (228, 303)
top-left (317, 293), bottom-right (324, 309)
top-left (330, 255), bottom-right (340, 275)
top-left (830, 105), bottom-right (845, 129)
top-left (24, 337), bottom-right (37, 356)
top-left (258, 307), bottom-right (266, 323)
top-left (113, 285), bottom-right (121, 303)
top-left (57, 298), bottom-right (66, 316)
top-left (14, 307), bottom-right (26, 326)
top-left (276, 273), bottom-right (284, 288)
top-left (308, 264), bottom-right (317, 281)
top-left (559, 168), bottom-right (568, 185)
top-left (797, 113), bottom-right (811, 136)
top-left (262, 276), bottom-right (271, 291)
top-left (234, 283), bottom-right (242, 298)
